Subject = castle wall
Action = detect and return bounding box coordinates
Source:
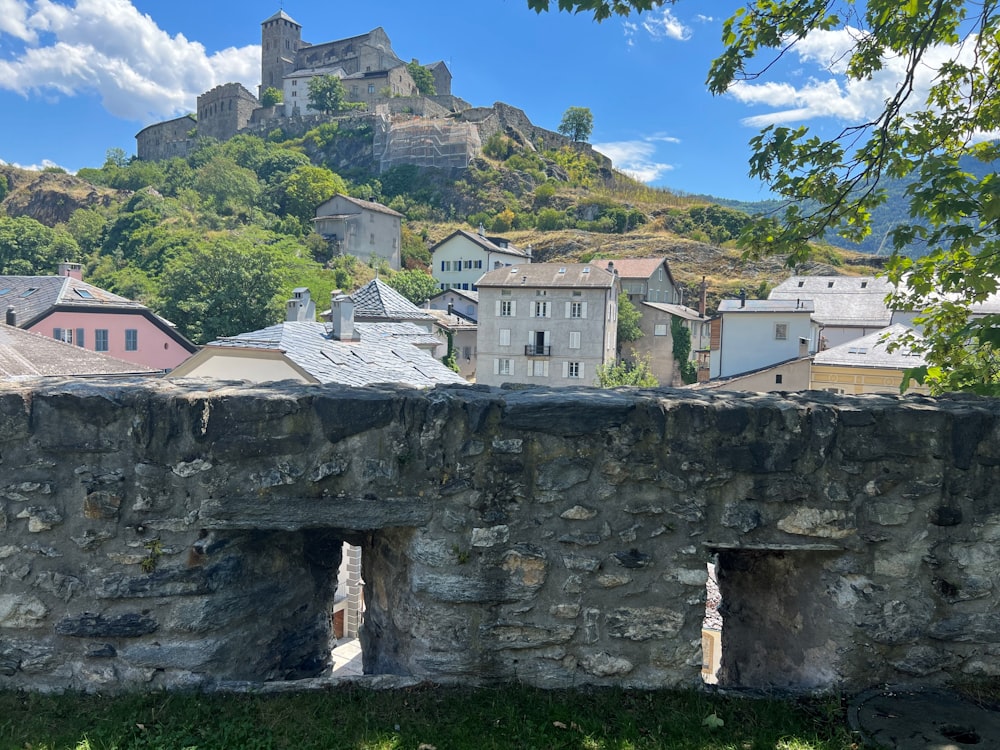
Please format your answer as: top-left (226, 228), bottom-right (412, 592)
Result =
top-left (196, 84), bottom-right (259, 143)
top-left (2, 379), bottom-right (1000, 694)
top-left (135, 116), bottom-right (197, 162)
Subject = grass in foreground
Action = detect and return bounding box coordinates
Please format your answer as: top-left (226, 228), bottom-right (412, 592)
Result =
top-left (1, 685), bottom-right (860, 750)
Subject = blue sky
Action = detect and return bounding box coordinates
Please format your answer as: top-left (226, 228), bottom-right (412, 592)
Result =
top-left (0, 1), bottom-right (933, 202)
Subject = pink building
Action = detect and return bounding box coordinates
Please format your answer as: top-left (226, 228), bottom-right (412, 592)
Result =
top-left (0, 264), bottom-right (197, 371)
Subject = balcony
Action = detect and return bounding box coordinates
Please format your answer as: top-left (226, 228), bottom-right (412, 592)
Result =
top-left (525, 345), bottom-right (551, 356)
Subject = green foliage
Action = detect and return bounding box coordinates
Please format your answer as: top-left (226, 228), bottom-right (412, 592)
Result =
top-left (549, 146), bottom-right (599, 186)
top-left (557, 106), bottom-right (594, 142)
top-left (193, 156), bottom-right (261, 214)
top-left (0, 174), bottom-right (8, 202)
top-left (274, 165), bottom-right (346, 223)
top-left (617, 292), bottom-right (642, 345)
top-left (536, 207), bottom-right (565, 231)
top-left (0, 215), bottom-right (78, 274)
top-left (307, 75), bottom-right (364, 114)
top-left (527, 0), bottom-right (665, 21)
top-left (533, 181), bottom-right (557, 206)
top-left (385, 268), bottom-right (439, 305)
top-left (260, 86), bottom-right (283, 107)
top-left (401, 225), bottom-right (430, 269)
top-left (670, 317), bottom-right (698, 385)
top-left (406, 60), bottom-right (437, 95)
top-left (483, 132), bottom-right (517, 160)
top-left (596, 356), bottom-right (659, 388)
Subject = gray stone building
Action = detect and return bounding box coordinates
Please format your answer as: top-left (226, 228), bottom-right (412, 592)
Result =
top-left (313, 194), bottom-right (404, 269)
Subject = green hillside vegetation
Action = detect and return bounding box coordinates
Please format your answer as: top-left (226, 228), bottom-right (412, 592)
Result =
top-left (0, 125), bottom-right (882, 344)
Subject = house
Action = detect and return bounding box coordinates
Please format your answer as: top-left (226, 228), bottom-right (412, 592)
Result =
top-left (425, 307), bottom-right (477, 381)
top-left (430, 228), bottom-right (530, 292)
top-left (811, 324), bottom-right (929, 394)
top-left (0, 264), bottom-right (197, 371)
top-left (168, 288), bottom-right (465, 387)
top-left (769, 275), bottom-right (893, 348)
top-left (313, 195), bottom-right (404, 270)
top-left (347, 277), bottom-right (437, 333)
top-left (427, 287), bottom-right (478, 321)
top-left (476, 263), bottom-right (619, 387)
top-left (0, 318), bottom-right (159, 380)
top-left (593, 258), bottom-right (682, 304)
top-left (625, 302), bottom-right (710, 386)
top-left (710, 296), bottom-right (818, 379)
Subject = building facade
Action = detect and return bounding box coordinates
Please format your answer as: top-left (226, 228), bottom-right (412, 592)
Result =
top-left (476, 263), bottom-right (618, 387)
top-left (593, 258), bottom-right (681, 305)
top-left (313, 194), bottom-right (403, 269)
top-left (430, 229), bottom-right (530, 292)
top-left (710, 298), bottom-right (818, 380)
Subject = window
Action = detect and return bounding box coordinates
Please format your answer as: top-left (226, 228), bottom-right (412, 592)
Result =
top-left (462, 283), bottom-right (469, 290)
top-left (474, 260), bottom-right (483, 269)
top-left (774, 323), bottom-right (788, 340)
top-left (464, 260), bottom-right (473, 269)
top-left (533, 301), bottom-right (549, 318)
top-left (53, 327), bottom-right (72, 344)
top-left (368, 84), bottom-right (376, 94)
top-left (499, 329), bottom-right (511, 346)
top-left (291, 79), bottom-right (296, 86)
top-left (565, 362), bottom-right (583, 379)
top-left (499, 300), bottom-right (514, 317)
top-left (501, 289), bottom-right (511, 296)
top-left (291, 90), bottom-right (297, 97)
top-left (20, 288), bottom-right (37, 298)
top-left (75, 328), bottom-right (85, 348)
top-left (654, 324), bottom-right (668, 336)
top-left (531, 360), bottom-right (548, 377)
top-left (95, 329), bottom-right (109, 352)
top-left (462, 346), bottom-right (472, 360)
top-left (370, 233), bottom-right (375, 244)
top-left (775, 374), bottom-right (783, 384)
top-left (568, 331), bottom-right (581, 349)
top-left (370, 213), bottom-right (375, 223)
top-left (535, 290), bottom-right (547, 296)
top-left (75, 289), bottom-right (95, 299)
top-left (570, 301), bottom-right (585, 318)
top-left (441, 260), bottom-right (449, 272)
top-left (125, 329), bottom-right (138, 351)
top-left (495, 358), bottom-right (511, 376)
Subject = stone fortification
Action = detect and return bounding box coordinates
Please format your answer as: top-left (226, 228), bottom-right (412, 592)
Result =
top-left (4, 380), bottom-right (993, 694)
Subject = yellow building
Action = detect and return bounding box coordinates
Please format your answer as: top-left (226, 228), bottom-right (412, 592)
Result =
top-left (809, 324), bottom-right (930, 395)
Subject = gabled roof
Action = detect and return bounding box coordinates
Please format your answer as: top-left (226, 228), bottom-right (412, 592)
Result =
top-left (477, 263), bottom-right (617, 289)
top-left (314, 194), bottom-right (404, 219)
top-left (426, 309), bottom-right (478, 333)
top-left (717, 299), bottom-right (815, 313)
top-left (813, 324), bottom-right (926, 369)
top-left (593, 258), bottom-right (675, 285)
top-left (0, 275), bottom-right (197, 352)
top-left (430, 229), bottom-right (529, 259)
top-left (642, 302), bottom-right (706, 321)
top-left (768, 275), bottom-right (893, 327)
top-left (351, 278), bottom-right (435, 321)
top-left (429, 288), bottom-right (479, 305)
top-left (0, 325), bottom-right (158, 379)
top-left (263, 9), bottom-right (300, 26)
top-left (199, 321), bottom-right (464, 387)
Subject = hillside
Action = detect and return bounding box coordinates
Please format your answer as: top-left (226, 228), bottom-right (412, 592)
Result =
top-left (0, 166), bottom-right (121, 225)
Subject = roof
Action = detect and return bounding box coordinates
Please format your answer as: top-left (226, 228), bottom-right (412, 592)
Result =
top-left (315, 194), bottom-right (404, 219)
top-left (425, 309), bottom-right (478, 332)
top-left (593, 258), bottom-right (674, 284)
top-left (717, 299), bottom-right (815, 313)
top-left (429, 288), bottom-right (479, 305)
top-left (813, 324), bottom-right (926, 369)
top-left (430, 229), bottom-right (529, 259)
top-left (642, 302), bottom-right (706, 321)
top-left (0, 325), bottom-right (159, 379)
top-left (476, 263), bottom-right (617, 289)
top-left (201, 321), bottom-right (465, 388)
top-left (263, 9), bottom-right (300, 25)
top-left (135, 114), bottom-right (197, 137)
top-left (351, 278), bottom-right (435, 321)
top-left (769, 275), bottom-right (893, 327)
top-left (0, 275), bottom-right (197, 352)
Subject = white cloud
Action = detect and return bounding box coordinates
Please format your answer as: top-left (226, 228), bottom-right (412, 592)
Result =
top-left (592, 139), bottom-right (675, 183)
top-left (0, 0), bottom-right (36, 42)
top-left (641, 8), bottom-right (691, 41)
top-left (0, 156), bottom-right (67, 171)
top-left (0, 0), bottom-right (258, 122)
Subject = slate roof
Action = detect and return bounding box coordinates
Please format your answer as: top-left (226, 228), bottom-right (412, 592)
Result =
top-left (593, 258), bottom-right (675, 284)
top-left (430, 229), bottom-right (529, 259)
top-left (429, 288), bottom-right (479, 305)
top-left (642, 302), bottom-right (707, 321)
top-left (813, 324), bottom-right (926, 369)
top-left (315, 194), bottom-right (404, 219)
top-left (263, 9), bottom-right (300, 25)
top-left (0, 325), bottom-right (159, 379)
top-left (768, 275), bottom-right (894, 327)
top-left (204, 321), bottom-right (465, 387)
top-left (717, 299), bottom-right (815, 313)
top-left (351, 278), bottom-right (435, 321)
top-left (426, 309), bottom-right (478, 333)
top-left (476, 263), bottom-right (617, 289)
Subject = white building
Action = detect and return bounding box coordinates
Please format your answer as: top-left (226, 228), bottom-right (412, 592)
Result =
top-left (710, 297), bottom-right (818, 379)
top-left (768, 275), bottom-right (893, 348)
top-left (430, 228), bottom-right (530, 292)
top-left (476, 263), bottom-right (619, 387)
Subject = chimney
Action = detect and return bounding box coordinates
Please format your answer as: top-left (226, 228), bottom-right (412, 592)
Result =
top-left (478, 223), bottom-right (486, 237)
top-left (285, 287), bottom-right (316, 322)
top-left (699, 276), bottom-right (707, 317)
top-left (525, 243), bottom-right (532, 259)
top-left (739, 288), bottom-right (746, 308)
top-left (5, 306), bottom-right (15, 326)
top-left (607, 260), bottom-right (616, 275)
top-left (799, 337), bottom-right (810, 357)
top-left (328, 290), bottom-right (357, 342)
top-left (58, 262), bottom-right (82, 280)
top-left (447, 302), bottom-right (454, 316)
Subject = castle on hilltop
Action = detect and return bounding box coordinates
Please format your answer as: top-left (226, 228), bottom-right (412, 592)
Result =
top-left (136, 10), bottom-right (606, 174)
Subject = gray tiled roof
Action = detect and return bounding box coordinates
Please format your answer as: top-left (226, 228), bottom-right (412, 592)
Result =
top-left (717, 299), bottom-right (815, 313)
top-left (430, 230), bottom-right (529, 259)
top-left (813, 324), bottom-right (926, 368)
top-left (642, 302), bottom-right (707, 321)
top-left (351, 278), bottom-right (435, 321)
top-left (207, 321), bottom-right (465, 387)
top-left (429, 288), bottom-right (479, 305)
top-left (476, 263), bottom-right (617, 288)
top-left (0, 325), bottom-right (158, 379)
top-left (769, 275), bottom-right (894, 327)
top-left (318, 194), bottom-right (404, 218)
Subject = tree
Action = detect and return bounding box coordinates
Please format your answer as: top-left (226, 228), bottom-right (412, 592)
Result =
top-left (274, 165), bottom-right (347, 223)
top-left (557, 106), bottom-right (593, 143)
top-left (406, 60), bottom-right (437, 96)
top-left (617, 292), bottom-right (642, 347)
top-left (0, 216), bottom-right (78, 275)
top-left (260, 87), bottom-right (283, 107)
top-left (307, 75), bottom-right (363, 114)
top-left (386, 268), bottom-right (440, 305)
top-left (596, 356), bottom-right (659, 388)
top-left (533, 0), bottom-right (1000, 395)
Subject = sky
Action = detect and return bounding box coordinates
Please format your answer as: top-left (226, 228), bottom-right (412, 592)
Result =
top-left (0, 0), bottom-right (945, 202)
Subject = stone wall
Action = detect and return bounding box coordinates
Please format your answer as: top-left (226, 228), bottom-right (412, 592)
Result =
top-left (2, 379), bottom-right (999, 694)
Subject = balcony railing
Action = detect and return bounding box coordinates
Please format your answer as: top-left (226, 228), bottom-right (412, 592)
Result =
top-left (525, 345), bottom-right (551, 356)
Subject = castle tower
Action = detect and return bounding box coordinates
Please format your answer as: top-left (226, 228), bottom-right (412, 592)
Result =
top-left (260, 10), bottom-right (302, 97)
